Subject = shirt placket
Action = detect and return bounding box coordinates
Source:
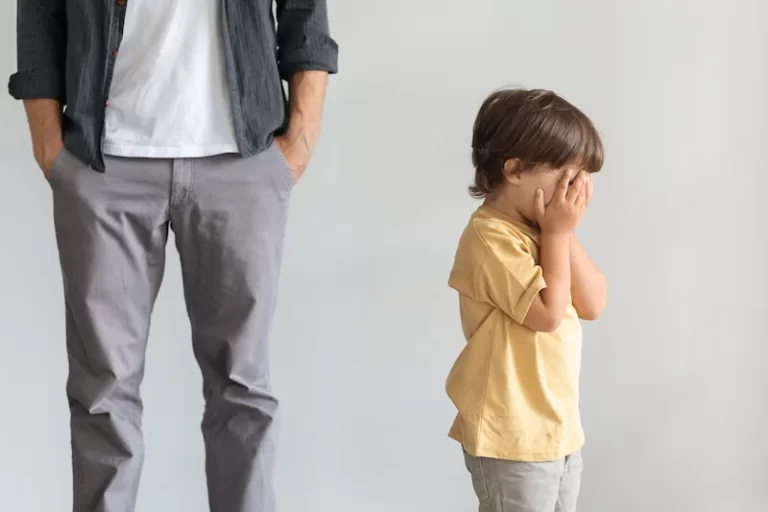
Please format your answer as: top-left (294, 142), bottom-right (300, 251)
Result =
top-left (95, 0), bottom-right (130, 169)
top-left (104, 0), bottom-right (129, 105)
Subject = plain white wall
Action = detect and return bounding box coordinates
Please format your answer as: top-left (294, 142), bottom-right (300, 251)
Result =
top-left (1, 0), bottom-right (767, 510)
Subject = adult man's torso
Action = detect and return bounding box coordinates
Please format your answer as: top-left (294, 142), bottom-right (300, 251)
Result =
top-left (10, 0), bottom-right (338, 171)
top-left (102, 0), bottom-right (239, 158)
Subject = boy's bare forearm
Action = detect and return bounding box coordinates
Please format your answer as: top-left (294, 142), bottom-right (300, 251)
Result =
top-left (569, 235), bottom-right (607, 320)
top-left (538, 232), bottom-right (572, 316)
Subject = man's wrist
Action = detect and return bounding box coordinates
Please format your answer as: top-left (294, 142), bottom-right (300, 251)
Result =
top-left (283, 122), bottom-right (317, 162)
top-left (286, 112), bottom-right (319, 142)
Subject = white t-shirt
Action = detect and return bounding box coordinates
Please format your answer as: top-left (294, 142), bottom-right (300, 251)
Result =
top-left (102, 0), bottom-right (239, 158)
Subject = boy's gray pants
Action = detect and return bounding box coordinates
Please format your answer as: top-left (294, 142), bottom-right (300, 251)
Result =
top-left (463, 450), bottom-right (583, 512)
top-left (49, 143), bottom-right (292, 512)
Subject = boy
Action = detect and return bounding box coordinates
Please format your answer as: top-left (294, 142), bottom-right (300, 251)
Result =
top-left (447, 88), bottom-right (607, 512)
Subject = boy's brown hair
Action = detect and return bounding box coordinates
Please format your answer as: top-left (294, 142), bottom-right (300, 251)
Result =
top-left (470, 88), bottom-right (604, 198)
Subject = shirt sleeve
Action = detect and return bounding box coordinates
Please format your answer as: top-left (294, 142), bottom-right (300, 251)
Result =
top-left (8, 0), bottom-right (68, 102)
top-left (474, 226), bottom-right (547, 325)
top-left (275, 0), bottom-right (339, 80)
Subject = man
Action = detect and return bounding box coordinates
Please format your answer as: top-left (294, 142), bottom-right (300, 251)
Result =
top-left (9, 0), bottom-right (337, 510)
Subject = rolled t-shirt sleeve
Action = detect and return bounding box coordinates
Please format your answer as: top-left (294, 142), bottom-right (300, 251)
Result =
top-left (475, 228), bottom-right (547, 325)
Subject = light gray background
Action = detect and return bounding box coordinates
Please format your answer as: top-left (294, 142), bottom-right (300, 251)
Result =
top-left (1, 0), bottom-right (766, 511)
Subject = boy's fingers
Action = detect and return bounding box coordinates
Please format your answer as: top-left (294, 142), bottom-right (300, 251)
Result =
top-left (567, 172), bottom-right (585, 202)
top-left (576, 190), bottom-right (587, 210)
top-left (557, 169), bottom-right (573, 199)
top-left (535, 189), bottom-right (545, 217)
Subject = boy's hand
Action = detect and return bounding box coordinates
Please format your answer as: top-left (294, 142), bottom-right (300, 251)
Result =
top-left (583, 171), bottom-right (593, 209)
top-left (535, 169), bottom-right (588, 235)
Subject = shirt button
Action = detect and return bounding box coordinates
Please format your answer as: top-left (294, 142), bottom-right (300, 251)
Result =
top-left (111, 49), bottom-right (119, 57)
top-left (116, 0), bottom-right (126, 5)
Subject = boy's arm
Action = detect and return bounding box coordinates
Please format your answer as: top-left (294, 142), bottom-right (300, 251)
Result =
top-left (472, 172), bottom-right (588, 333)
top-left (523, 169), bottom-right (589, 332)
top-left (10, 0), bottom-right (68, 177)
top-left (523, 233), bottom-right (571, 332)
top-left (569, 235), bottom-right (607, 320)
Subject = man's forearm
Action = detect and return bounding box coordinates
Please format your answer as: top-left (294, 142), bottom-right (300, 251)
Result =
top-left (24, 99), bottom-right (63, 141)
top-left (273, 0), bottom-right (336, 179)
top-left (283, 70), bottom-right (328, 156)
top-left (569, 236), bottom-right (607, 320)
top-left (24, 99), bottom-right (64, 175)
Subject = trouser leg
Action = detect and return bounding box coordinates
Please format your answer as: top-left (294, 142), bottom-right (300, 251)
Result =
top-left (169, 144), bottom-right (291, 512)
top-left (51, 151), bottom-right (171, 512)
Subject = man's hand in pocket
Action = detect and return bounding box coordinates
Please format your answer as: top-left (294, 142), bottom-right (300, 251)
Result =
top-left (274, 130), bottom-right (311, 186)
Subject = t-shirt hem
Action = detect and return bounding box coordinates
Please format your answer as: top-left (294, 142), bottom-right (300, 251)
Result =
top-left (102, 142), bottom-right (240, 159)
top-left (449, 431), bottom-right (585, 463)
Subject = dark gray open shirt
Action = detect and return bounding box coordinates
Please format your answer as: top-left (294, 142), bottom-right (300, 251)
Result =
top-left (9, 0), bottom-right (338, 171)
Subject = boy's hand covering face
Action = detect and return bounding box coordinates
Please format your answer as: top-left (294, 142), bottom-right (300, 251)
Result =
top-left (535, 169), bottom-right (589, 235)
top-left (550, 169), bottom-right (593, 210)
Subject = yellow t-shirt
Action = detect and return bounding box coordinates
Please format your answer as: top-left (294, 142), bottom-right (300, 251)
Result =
top-left (446, 205), bottom-right (584, 462)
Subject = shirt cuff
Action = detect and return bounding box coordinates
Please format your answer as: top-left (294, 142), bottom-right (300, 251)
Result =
top-left (8, 68), bottom-right (65, 102)
top-left (278, 42), bottom-right (339, 80)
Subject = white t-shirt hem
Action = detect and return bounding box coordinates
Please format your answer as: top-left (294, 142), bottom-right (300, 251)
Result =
top-left (102, 142), bottom-right (240, 159)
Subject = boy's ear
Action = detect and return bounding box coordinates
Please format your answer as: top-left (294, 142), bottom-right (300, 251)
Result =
top-left (503, 158), bottom-right (523, 185)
